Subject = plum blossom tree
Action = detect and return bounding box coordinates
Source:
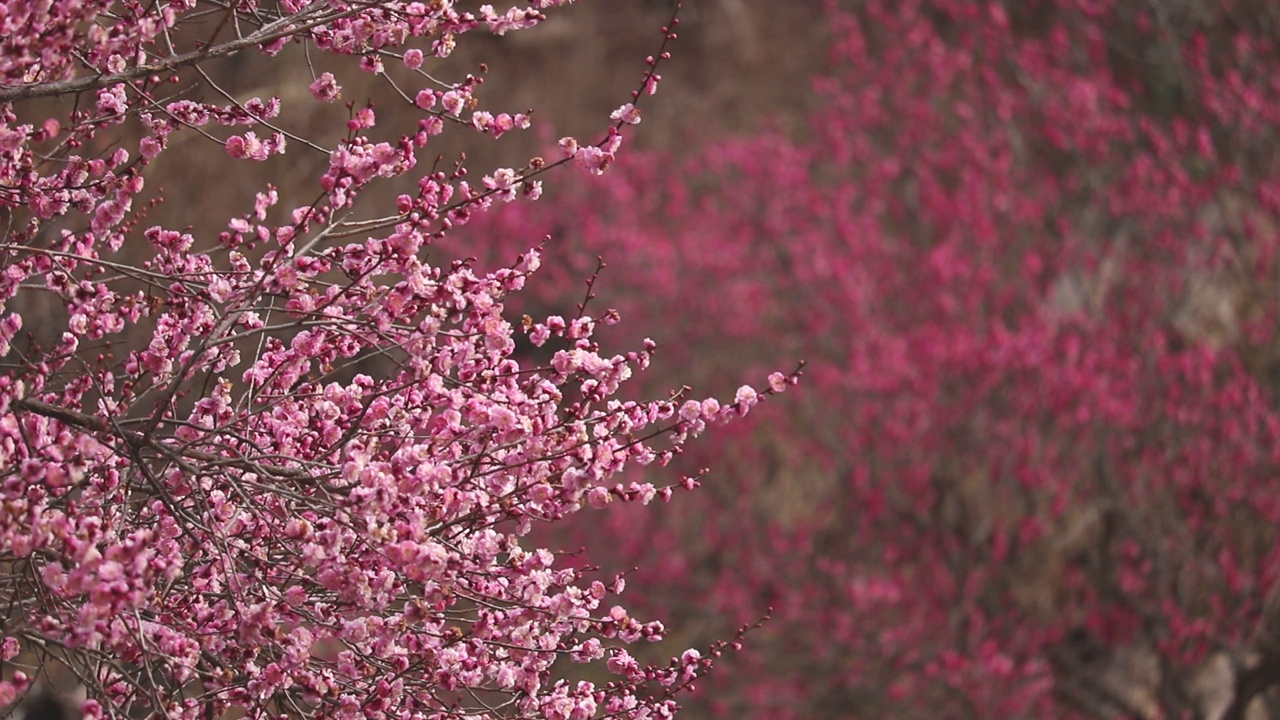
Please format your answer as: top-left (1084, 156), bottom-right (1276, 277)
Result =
top-left (0, 2), bottom-right (794, 719)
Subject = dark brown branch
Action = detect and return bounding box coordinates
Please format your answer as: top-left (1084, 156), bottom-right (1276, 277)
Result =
top-left (0, 1), bottom-right (374, 104)
top-left (1222, 582), bottom-right (1280, 720)
top-left (10, 397), bottom-right (313, 480)
top-left (12, 397), bottom-right (108, 432)
top-left (1, 33), bottom-right (269, 104)
top-left (1220, 659), bottom-right (1280, 720)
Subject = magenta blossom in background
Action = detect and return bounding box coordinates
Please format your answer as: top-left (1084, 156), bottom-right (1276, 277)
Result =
top-left (456, 1), bottom-right (1280, 717)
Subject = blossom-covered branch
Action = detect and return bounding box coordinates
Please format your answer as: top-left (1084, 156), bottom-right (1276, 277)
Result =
top-left (0, 2), bottom-right (791, 719)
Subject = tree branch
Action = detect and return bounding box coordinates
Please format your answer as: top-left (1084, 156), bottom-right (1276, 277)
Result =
top-left (10, 397), bottom-right (314, 480)
top-left (0, 2), bottom-right (359, 104)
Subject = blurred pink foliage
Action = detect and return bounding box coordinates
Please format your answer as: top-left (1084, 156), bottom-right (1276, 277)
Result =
top-left (460, 0), bottom-right (1280, 716)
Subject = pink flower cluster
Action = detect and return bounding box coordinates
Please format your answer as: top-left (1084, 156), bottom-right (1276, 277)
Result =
top-left (0, 2), bottom-right (782, 719)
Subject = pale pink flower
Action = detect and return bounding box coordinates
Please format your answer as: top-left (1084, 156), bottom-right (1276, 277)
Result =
top-left (309, 73), bottom-right (341, 102)
top-left (768, 371), bottom-right (788, 393)
top-left (441, 90), bottom-right (466, 117)
top-left (610, 103), bottom-right (642, 125)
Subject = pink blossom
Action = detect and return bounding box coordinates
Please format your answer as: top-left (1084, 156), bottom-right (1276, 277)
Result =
top-left (588, 486), bottom-right (612, 508)
top-left (611, 103), bottom-right (642, 125)
top-left (678, 400), bottom-right (702, 422)
top-left (441, 90), bottom-right (467, 117)
top-left (139, 136), bottom-right (162, 158)
top-left (225, 132), bottom-right (266, 160)
top-left (309, 72), bottom-right (341, 102)
top-left (96, 85), bottom-right (128, 115)
top-left (1, 5), bottom-right (740, 720)
top-left (349, 106), bottom-right (375, 130)
top-left (767, 371), bottom-right (787, 393)
top-left (575, 145), bottom-right (614, 175)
